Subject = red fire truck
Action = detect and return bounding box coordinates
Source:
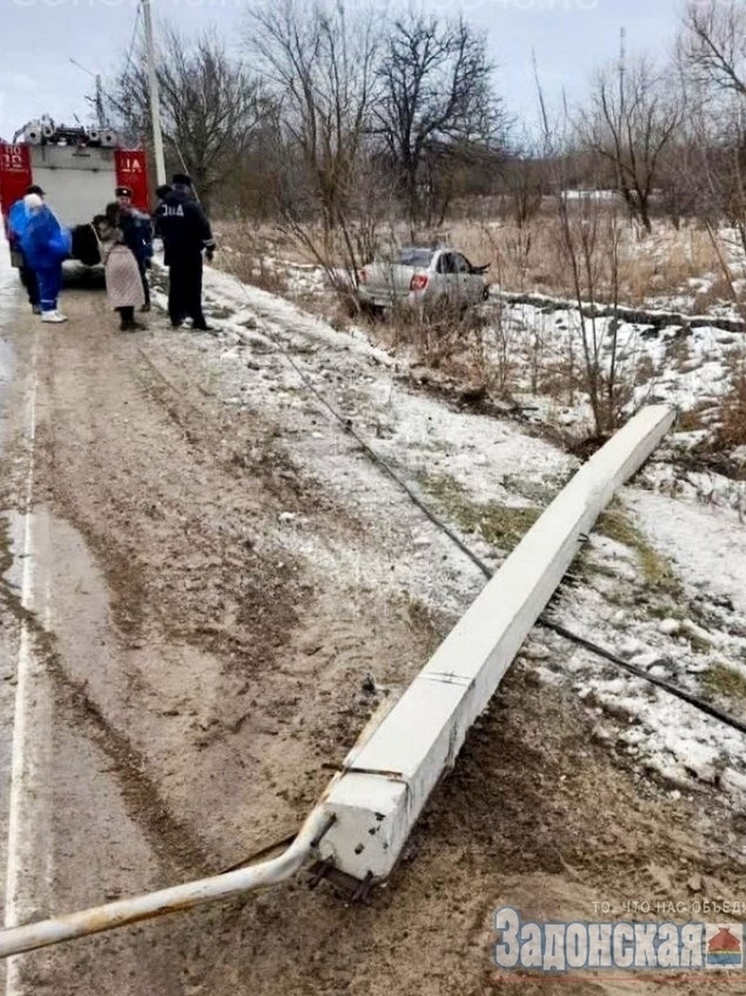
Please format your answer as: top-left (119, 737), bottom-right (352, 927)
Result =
top-left (0, 119), bottom-right (150, 267)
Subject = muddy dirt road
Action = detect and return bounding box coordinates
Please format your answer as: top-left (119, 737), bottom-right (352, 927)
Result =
top-left (0, 284), bottom-right (745, 995)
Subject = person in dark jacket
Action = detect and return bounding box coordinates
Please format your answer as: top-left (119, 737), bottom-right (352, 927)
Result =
top-left (152, 184), bottom-right (172, 240)
top-left (114, 185), bottom-right (153, 311)
top-left (153, 173), bottom-right (215, 330)
top-left (6, 184), bottom-right (44, 314)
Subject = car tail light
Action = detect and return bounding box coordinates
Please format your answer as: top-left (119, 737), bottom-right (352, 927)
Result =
top-left (358, 268), bottom-right (367, 284)
top-left (410, 273), bottom-right (429, 292)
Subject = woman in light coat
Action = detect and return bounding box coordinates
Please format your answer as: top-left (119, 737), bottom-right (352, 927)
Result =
top-left (94, 203), bottom-right (146, 331)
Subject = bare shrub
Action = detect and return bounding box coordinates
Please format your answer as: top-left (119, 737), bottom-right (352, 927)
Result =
top-left (212, 224), bottom-right (289, 294)
top-left (715, 349), bottom-right (746, 449)
top-left (365, 298), bottom-right (518, 398)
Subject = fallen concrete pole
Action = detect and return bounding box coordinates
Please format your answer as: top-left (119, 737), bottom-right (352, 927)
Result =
top-left (0, 405), bottom-right (675, 958)
top-left (315, 404), bottom-right (677, 882)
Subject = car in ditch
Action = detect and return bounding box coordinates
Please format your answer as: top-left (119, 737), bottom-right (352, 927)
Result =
top-left (357, 246), bottom-right (490, 314)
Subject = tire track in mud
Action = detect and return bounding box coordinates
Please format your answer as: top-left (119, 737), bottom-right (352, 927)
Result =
top-left (31, 425), bottom-right (149, 641)
top-left (0, 566), bottom-right (213, 881)
top-left (44, 653), bottom-right (214, 880)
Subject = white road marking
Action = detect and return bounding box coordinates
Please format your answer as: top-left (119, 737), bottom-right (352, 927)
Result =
top-left (5, 357), bottom-right (38, 996)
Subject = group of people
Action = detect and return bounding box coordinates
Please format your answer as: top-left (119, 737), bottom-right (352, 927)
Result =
top-left (6, 171), bottom-right (216, 332)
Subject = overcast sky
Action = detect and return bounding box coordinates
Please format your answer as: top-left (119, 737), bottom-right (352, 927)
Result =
top-left (1, 0), bottom-right (686, 144)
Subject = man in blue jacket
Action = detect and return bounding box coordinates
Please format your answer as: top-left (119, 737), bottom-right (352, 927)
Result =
top-left (17, 192), bottom-right (71, 322)
top-left (115, 185), bottom-right (153, 311)
top-left (6, 184), bottom-right (43, 314)
top-left (154, 173), bottom-right (215, 330)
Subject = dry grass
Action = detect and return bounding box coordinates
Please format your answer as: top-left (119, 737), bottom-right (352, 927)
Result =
top-left (212, 222), bottom-right (290, 294)
top-left (443, 213), bottom-right (727, 308)
top-left (213, 212), bottom-right (736, 312)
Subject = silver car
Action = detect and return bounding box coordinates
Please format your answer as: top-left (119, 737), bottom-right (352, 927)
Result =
top-left (357, 246), bottom-right (490, 314)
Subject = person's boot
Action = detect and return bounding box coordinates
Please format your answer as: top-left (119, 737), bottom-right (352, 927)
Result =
top-left (140, 302), bottom-right (151, 313)
top-left (191, 313), bottom-right (214, 331)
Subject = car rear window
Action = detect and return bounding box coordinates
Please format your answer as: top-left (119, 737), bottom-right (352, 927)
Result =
top-left (397, 248), bottom-right (433, 267)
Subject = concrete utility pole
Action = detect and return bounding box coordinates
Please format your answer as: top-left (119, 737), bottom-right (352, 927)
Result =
top-left (141, 0), bottom-right (166, 186)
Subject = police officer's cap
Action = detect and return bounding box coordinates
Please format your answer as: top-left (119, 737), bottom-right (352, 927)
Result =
top-left (115, 186), bottom-right (133, 197)
top-left (172, 173), bottom-right (193, 187)
top-left (155, 184), bottom-right (172, 199)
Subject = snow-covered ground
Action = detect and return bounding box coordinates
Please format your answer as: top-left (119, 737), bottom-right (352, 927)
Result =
top-left (214, 241), bottom-right (746, 455)
top-left (500, 301), bottom-right (745, 435)
top-left (152, 258), bottom-right (746, 811)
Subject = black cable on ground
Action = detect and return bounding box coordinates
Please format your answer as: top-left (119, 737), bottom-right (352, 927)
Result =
top-left (540, 619), bottom-right (746, 738)
top-left (167, 194), bottom-right (746, 742)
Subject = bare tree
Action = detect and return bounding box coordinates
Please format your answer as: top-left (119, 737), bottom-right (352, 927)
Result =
top-left (244, 0), bottom-right (389, 303)
top-left (682, 0), bottom-right (746, 98)
top-left (577, 58), bottom-right (684, 231)
top-left (246, 0), bottom-right (379, 230)
top-left (534, 80), bottom-right (636, 439)
top-left (109, 28), bottom-right (262, 211)
top-left (677, 0), bottom-right (746, 241)
top-left (373, 11), bottom-right (504, 228)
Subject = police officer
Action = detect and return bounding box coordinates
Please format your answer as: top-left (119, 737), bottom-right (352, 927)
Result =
top-left (114, 185), bottom-right (153, 311)
top-left (154, 173), bottom-right (215, 330)
top-left (152, 185), bottom-right (172, 240)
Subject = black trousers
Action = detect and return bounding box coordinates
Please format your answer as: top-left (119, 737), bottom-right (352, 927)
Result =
top-left (168, 254), bottom-right (206, 328)
top-left (19, 260), bottom-right (39, 307)
top-left (138, 259), bottom-right (151, 306)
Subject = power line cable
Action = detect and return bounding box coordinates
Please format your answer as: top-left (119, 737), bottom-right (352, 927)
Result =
top-left (122, 1), bottom-right (143, 83)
